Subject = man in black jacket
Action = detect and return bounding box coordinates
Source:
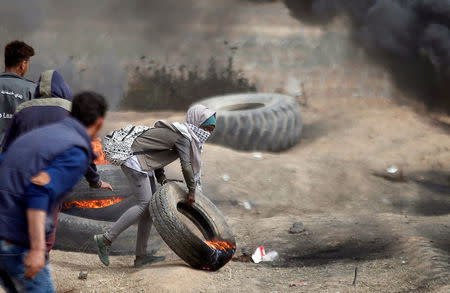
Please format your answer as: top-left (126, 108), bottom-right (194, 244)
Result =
top-left (0, 40), bottom-right (36, 144)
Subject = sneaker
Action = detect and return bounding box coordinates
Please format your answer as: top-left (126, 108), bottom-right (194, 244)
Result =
top-left (134, 255), bottom-right (166, 268)
top-left (94, 234), bottom-right (110, 266)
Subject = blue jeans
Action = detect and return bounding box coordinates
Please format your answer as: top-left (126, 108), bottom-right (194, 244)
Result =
top-left (0, 240), bottom-right (54, 293)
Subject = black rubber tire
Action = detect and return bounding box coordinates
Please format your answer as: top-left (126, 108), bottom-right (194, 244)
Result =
top-left (198, 93), bottom-right (302, 152)
top-left (63, 165), bottom-right (136, 222)
top-left (56, 164), bottom-right (142, 254)
top-left (68, 165), bottom-right (132, 201)
top-left (55, 165), bottom-right (163, 255)
top-left (150, 183), bottom-right (236, 271)
top-left (61, 197), bottom-right (137, 222)
top-left (54, 213), bottom-right (162, 255)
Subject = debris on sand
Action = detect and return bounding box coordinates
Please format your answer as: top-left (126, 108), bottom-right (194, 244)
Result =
top-left (352, 267), bottom-right (358, 286)
top-left (233, 255), bottom-right (252, 262)
top-left (284, 76), bottom-right (302, 97)
top-left (381, 197), bottom-right (391, 205)
top-left (262, 251), bottom-right (279, 262)
top-left (221, 173), bottom-right (230, 182)
top-left (232, 248), bottom-right (252, 262)
top-left (289, 282), bottom-right (307, 287)
top-left (78, 271), bottom-right (88, 280)
top-left (252, 152), bottom-right (263, 159)
top-left (289, 222), bottom-right (305, 234)
top-left (229, 199), bottom-right (252, 210)
top-left (229, 199), bottom-right (238, 206)
top-left (251, 246), bottom-right (279, 263)
top-left (242, 201), bottom-right (252, 210)
top-left (252, 246), bottom-right (265, 263)
top-left (372, 166), bottom-right (407, 182)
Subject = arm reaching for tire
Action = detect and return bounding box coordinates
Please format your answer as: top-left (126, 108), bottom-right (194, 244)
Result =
top-left (175, 137), bottom-right (197, 194)
top-left (100, 181), bottom-right (113, 191)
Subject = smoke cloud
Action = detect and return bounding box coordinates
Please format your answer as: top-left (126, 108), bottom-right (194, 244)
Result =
top-left (284, 0), bottom-right (450, 112)
top-left (0, 0), bottom-right (241, 109)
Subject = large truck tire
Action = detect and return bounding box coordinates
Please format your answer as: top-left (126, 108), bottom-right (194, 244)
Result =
top-left (198, 93), bottom-right (302, 152)
top-left (150, 183), bottom-right (236, 271)
top-left (54, 213), bottom-right (162, 255)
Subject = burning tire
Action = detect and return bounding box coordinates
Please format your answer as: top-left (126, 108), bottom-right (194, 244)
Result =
top-left (150, 183), bottom-right (236, 271)
top-left (199, 93), bottom-right (302, 152)
top-left (55, 165), bottom-right (143, 254)
top-left (62, 165), bottom-right (135, 222)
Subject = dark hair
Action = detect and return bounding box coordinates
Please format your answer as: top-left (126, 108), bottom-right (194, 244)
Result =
top-left (4, 41), bottom-right (35, 68)
top-left (71, 91), bottom-right (108, 126)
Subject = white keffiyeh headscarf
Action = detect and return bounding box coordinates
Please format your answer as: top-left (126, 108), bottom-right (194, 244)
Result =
top-left (185, 123), bottom-right (210, 144)
top-left (172, 104), bottom-right (215, 190)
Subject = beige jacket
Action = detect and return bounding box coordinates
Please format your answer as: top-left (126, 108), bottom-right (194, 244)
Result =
top-left (132, 121), bottom-right (196, 192)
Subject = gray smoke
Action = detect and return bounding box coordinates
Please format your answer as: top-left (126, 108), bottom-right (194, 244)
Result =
top-left (0, 0), bottom-right (241, 109)
top-left (284, 0), bottom-right (450, 112)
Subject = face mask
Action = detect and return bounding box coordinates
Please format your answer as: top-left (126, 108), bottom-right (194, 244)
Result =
top-left (186, 123), bottom-right (210, 144)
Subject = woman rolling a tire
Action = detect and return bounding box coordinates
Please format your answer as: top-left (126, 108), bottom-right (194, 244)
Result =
top-left (94, 104), bottom-right (216, 268)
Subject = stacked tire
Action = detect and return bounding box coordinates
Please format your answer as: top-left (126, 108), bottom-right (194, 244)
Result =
top-left (54, 165), bottom-right (151, 255)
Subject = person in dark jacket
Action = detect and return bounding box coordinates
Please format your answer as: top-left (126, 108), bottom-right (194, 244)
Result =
top-left (94, 104), bottom-right (216, 268)
top-left (0, 91), bottom-right (107, 293)
top-left (0, 41), bottom-right (36, 144)
top-left (2, 69), bottom-right (72, 150)
top-left (1, 70), bottom-right (113, 252)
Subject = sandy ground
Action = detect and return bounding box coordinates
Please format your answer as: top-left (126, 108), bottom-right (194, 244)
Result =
top-left (2, 1), bottom-right (449, 293)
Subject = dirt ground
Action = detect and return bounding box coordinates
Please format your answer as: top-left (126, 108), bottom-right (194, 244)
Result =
top-left (2, 1), bottom-right (449, 293)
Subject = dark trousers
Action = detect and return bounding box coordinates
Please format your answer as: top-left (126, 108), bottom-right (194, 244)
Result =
top-left (0, 240), bottom-right (54, 293)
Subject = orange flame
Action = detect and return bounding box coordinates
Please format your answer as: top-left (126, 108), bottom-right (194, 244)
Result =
top-left (201, 239), bottom-right (236, 270)
top-left (92, 138), bottom-right (110, 165)
top-left (204, 239), bottom-right (236, 251)
top-left (62, 197), bottom-right (123, 210)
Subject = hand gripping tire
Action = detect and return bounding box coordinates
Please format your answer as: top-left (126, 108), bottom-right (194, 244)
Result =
top-left (150, 183), bottom-right (236, 271)
top-left (198, 93), bottom-right (302, 152)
